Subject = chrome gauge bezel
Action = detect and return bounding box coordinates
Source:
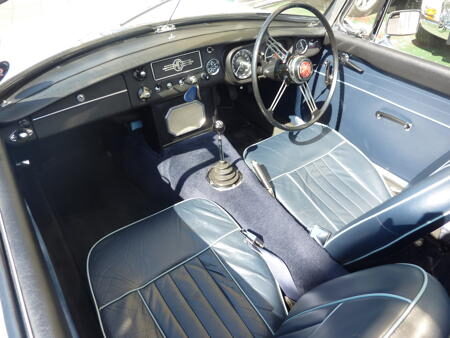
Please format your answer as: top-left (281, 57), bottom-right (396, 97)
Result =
top-left (296, 39), bottom-right (309, 55)
top-left (231, 49), bottom-right (252, 80)
top-left (206, 58), bottom-right (220, 76)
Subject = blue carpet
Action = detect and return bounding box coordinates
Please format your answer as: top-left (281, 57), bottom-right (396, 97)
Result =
top-left (123, 132), bottom-right (346, 296)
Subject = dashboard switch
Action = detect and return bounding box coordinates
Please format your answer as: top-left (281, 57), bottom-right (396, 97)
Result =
top-left (186, 75), bottom-right (198, 85)
top-left (133, 68), bottom-right (147, 81)
top-left (137, 86), bottom-right (152, 101)
top-left (201, 72), bottom-right (210, 81)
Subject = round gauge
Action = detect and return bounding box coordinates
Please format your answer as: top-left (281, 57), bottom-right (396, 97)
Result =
top-left (206, 58), bottom-right (220, 76)
top-left (231, 49), bottom-right (252, 80)
top-left (296, 39), bottom-right (309, 54)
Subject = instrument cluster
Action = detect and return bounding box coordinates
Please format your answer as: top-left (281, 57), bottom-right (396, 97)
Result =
top-left (225, 37), bottom-right (322, 83)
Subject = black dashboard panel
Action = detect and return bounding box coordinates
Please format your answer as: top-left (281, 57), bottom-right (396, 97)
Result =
top-left (31, 75), bottom-right (130, 138)
top-left (124, 45), bottom-right (225, 108)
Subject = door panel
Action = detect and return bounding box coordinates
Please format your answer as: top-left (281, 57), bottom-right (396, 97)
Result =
top-left (308, 35), bottom-right (450, 182)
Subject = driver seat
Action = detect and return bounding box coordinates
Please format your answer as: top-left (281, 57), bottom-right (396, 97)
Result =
top-left (244, 123), bottom-right (450, 266)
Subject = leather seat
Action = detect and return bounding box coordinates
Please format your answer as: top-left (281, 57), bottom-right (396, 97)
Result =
top-left (244, 123), bottom-right (450, 265)
top-left (87, 198), bottom-right (449, 337)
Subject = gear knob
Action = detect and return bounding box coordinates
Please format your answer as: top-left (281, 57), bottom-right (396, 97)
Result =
top-left (213, 120), bottom-right (226, 135)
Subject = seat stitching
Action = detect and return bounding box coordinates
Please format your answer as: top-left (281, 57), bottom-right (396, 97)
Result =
top-left (211, 249), bottom-right (276, 335)
top-left (98, 228), bottom-right (240, 310)
top-left (325, 175), bottom-right (450, 248)
top-left (343, 212), bottom-right (450, 265)
top-left (137, 289), bottom-right (166, 338)
top-left (194, 256), bottom-right (253, 336)
top-left (164, 272), bottom-right (209, 335)
top-left (152, 282), bottom-right (187, 337)
top-left (382, 264), bottom-right (428, 337)
top-left (269, 141), bottom-right (346, 182)
top-left (314, 122), bottom-right (394, 196)
top-left (302, 165), bottom-right (360, 219)
top-left (286, 174), bottom-right (339, 231)
top-left (283, 293), bottom-right (412, 324)
top-left (328, 153), bottom-right (384, 204)
top-left (295, 171), bottom-right (349, 225)
top-left (181, 263), bottom-right (232, 336)
top-left (318, 158), bottom-right (374, 210)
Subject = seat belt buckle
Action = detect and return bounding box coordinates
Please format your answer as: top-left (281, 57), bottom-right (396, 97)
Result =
top-left (242, 230), bottom-right (264, 249)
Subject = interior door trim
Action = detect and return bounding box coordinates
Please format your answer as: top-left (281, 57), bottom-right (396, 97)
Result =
top-left (334, 31), bottom-right (450, 97)
top-left (316, 71), bottom-right (450, 129)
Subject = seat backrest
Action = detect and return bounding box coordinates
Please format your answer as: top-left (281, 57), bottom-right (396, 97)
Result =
top-left (324, 167), bottom-right (450, 266)
top-left (87, 199), bottom-right (287, 337)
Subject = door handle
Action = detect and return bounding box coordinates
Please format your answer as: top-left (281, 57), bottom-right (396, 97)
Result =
top-left (339, 53), bottom-right (364, 73)
top-left (376, 111), bottom-right (412, 131)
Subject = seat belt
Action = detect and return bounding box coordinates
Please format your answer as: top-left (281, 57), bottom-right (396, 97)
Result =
top-left (242, 230), bottom-right (300, 301)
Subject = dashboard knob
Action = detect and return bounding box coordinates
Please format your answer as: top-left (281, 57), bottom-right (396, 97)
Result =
top-left (154, 84), bottom-right (161, 93)
top-left (137, 86), bottom-right (152, 101)
top-left (133, 68), bottom-right (147, 81)
top-left (186, 75), bottom-right (198, 85)
top-left (166, 82), bottom-right (173, 89)
top-left (201, 72), bottom-right (210, 81)
top-left (178, 78), bottom-right (185, 86)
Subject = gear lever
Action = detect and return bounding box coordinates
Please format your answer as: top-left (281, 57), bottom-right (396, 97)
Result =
top-left (214, 120), bottom-right (225, 161)
top-left (207, 120), bottom-right (242, 190)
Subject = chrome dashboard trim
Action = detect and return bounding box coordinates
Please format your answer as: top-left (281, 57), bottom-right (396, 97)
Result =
top-left (32, 89), bottom-right (128, 121)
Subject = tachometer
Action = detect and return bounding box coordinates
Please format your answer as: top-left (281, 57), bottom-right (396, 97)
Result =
top-left (232, 49), bottom-right (252, 80)
top-left (296, 39), bottom-right (308, 55)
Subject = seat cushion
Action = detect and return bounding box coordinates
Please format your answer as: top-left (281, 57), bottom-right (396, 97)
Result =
top-left (87, 198), bottom-right (449, 337)
top-left (87, 198), bottom-right (287, 337)
top-left (244, 123), bottom-right (392, 235)
top-left (276, 264), bottom-right (450, 337)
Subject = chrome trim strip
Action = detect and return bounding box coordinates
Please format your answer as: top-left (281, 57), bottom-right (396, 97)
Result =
top-left (32, 89), bottom-right (128, 121)
top-left (316, 71), bottom-right (450, 130)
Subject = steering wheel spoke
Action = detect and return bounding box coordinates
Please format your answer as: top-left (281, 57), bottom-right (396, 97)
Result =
top-left (299, 82), bottom-right (318, 114)
top-left (251, 2), bottom-right (338, 131)
top-left (269, 80), bottom-right (289, 112)
top-left (266, 35), bottom-right (289, 63)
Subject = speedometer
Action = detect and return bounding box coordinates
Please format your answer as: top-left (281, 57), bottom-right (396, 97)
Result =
top-left (232, 49), bottom-right (252, 80)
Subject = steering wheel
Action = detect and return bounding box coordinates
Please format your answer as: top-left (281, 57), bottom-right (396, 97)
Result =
top-left (252, 3), bottom-right (339, 131)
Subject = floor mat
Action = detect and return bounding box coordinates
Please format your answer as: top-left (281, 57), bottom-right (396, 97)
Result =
top-left (123, 132), bottom-right (347, 296)
top-left (40, 153), bottom-right (169, 274)
top-left (36, 150), bottom-right (177, 336)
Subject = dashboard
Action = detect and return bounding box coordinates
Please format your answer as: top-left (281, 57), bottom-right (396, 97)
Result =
top-left (124, 36), bottom-right (322, 107)
top-left (0, 19), bottom-right (326, 145)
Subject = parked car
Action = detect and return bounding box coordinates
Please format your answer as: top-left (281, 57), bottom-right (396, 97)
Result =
top-left (0, 0), bottom-right (449, 337)
top-left (418, 0), bottom-right (450, 45)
